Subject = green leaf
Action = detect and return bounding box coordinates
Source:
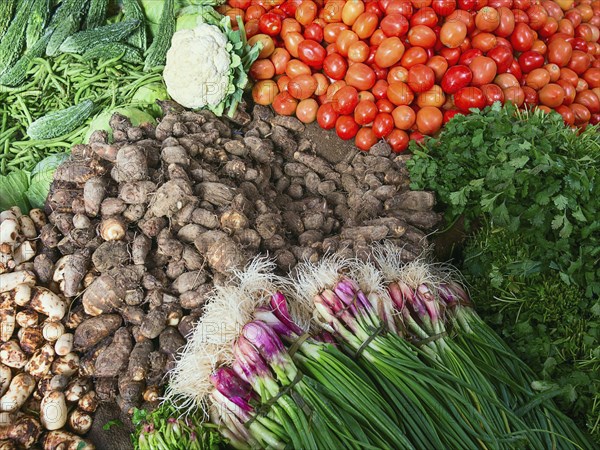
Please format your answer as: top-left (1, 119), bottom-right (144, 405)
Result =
top-left (551, 215), bottom-right (564, 230)
top-left (0, 171), bottom-right (31, 212)
top-left (103, 419), bottom-right (123, 431)
top-left (510, 155), bottom-right (530, 168)
top-left (553, 194), bottom-right (569, 210)
top-left (559, 218), bottom-right (573, 239)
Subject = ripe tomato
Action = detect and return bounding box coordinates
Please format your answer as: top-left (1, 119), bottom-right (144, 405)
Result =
top-left (432, 0), bottom-right (457, 16)
top-left (547, 38), bottom-right (573, 67)
top-left (273, 92), bottom-right (298, 115)
top-left (345, 63), bottom-right (377, 90)
top-left (538, 83), bottom-right (565, 107)
top-left (400, 46), bottom-right (428, 68)
top-left (487, 45), bottom-right (513, 73)
top-left (392, 105), bottom-right (417, 129)
top-left (296, 98), bottom-right (319, 123)
top-left (441, 65), bottom-right (473, 94)
top-left (416, 106), bottom-right (443, 134)
top-left (373, 113), bottom-right (395, 137)
top-left (570, 103), bottom-right (591, 125)
top-left (288, 74), bottom-right (318, 99)
top-left (259, 13), bottom-right (283, 36)
top-left (526, 4), bottom-right (548, 30)
top-left (386, 129), bottom-right (410, 152)
top-left (495, 7), bottom-right (515, 37)
top-left (286, 59), bottom-right (312, 77)
top-left (303, 23), bottom-right (324, 41)
top-left (439, 47), bottom-right (461, 65)
top-left (427, 55), bottom-right (449, 82)
top-left (353, 12), bottom-right (380, 39)
top-left (568, 50), bottom-right (592, 75)
top-left (297, 40), bottom-right (326, 68)
top-left (252, 80), bottom-right (279, 105)
top-left (323, 53), bottom-right (348, 80)
top-left (336, 115), bottom-right (360, 139)
top-left (372, 80), bottom-right (389, 100)
top-left (443, 109), bottom-right (463, 123)
top-left (555, 105), bottom-right (575, 126)
top-left (377, 98), bottom-right (395, 112)
top-left (525, 68), bottom-right (551, 89)
top-left (454, 86), bottom-right (486, 111)
top-left (348, 41), bottom-right (370, 62)
top-left (407, 64), bottom-right (436, 93)
top-left (332, 86), bottom-right (360, 114)
top-left (387, 82), bottom-right (415, 105)
top-left (480, 83), bottom-right (505, 105)
top-left (476, 7), bottom-right (500, 32)
top-left (459, 49), bottom-right (483, 66)
top-left (408, 25), bottom-right (437, 48)
top-left (271, 48), bottom-right (291, 75)
top-left (388, 66), bottom-right (409, 84)
top-left (323, 23), bottom-right (349, 43)
top-left (249, 59), bottom-right (275, 80)
top-left (375, 37), bottom-right (406, 68)
top-left (440, 21), bottom-right (468, 48)
top-left (317, 103), bottom-right (339, 129)
top-left (503, 86), bottom-right (525, 107)
top-left (355, 127), bottom-right (379, 151)
top-left (518, 50), bottom-right (545, 73)
top-left (510, 23), bottom-right (535, 52)
top-left (410, 7), bottom-right (438, 27)
top-left (469, 56), bottom-right (498, 86)
top-left (575, 90), bottom-right (600, 114)
top-left (471, 32), bottom-right (498, 52)
top-left (522, 85), bottom-right (538, 107)
top-left (296, 1), bottom-right (318, 26)
top-left (354, 100), bottom-right (379, 124)
top-left (416, 85), bottom-right (446, 107)
top-left (380, 14), bottom-right (410, 37)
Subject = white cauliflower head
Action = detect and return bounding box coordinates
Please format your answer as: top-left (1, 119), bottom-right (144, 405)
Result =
top-left (163, 23), bottom-right (232, 109)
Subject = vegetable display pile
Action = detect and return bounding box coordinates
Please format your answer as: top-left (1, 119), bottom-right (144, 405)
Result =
top-left (407, 103), bottom-right (599, 440)
top-left (39, 100), bottom-right (439, 420)
top-left (159, 247), bottom-right (594, 449)
top-left (237, 0), bottom-right (599, 151)
top-left (0, 207), bottom-right (96, 449)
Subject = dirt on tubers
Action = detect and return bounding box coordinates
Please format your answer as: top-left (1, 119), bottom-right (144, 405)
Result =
top-left (32, 101), bottom-right (440, 433)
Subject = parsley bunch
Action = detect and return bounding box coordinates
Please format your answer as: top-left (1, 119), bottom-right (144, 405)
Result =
top-left (407, 103), bottom-right (600, 297)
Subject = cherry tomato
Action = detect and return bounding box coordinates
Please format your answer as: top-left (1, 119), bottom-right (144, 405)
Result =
top-left (538, 83), bottom-right (565, 107)
top-left (392, 105), bottom-right (417, 129)
top-left (352, 12), bottom-right (380, 39)
top-left (259, 13), bottom-right (283, 36)
top-left (480, 83), bottom-right (505, 105)
top-left (386, 129), bottom-right (410, 152)
top-left (440, 21), bottom-right (468, 48)
top-left (323, 53), bottom-right (348, 79)
top-left (345, 63), bottom-right (377, 90)
top-left (518, 50), bottom-right (545, 73)
top-left (408, 25), bottom-right (437, 48)
top-left (441, 65), bottom-right (473, 94)
top-left (317, 103), bottom-right (339, 129)
top-left (355, 127), bottom-right (379, 150)
top-left (296, 98), bottom-right (319, 123)
top-left (354, 100), bottom-right (379, 124)
top-left (373, 113), bottom-right (395, 137)
top-left (387, 82), bottom-right (415, 105)
top-left (252, 80), bottom-right (279, 105)
top-left (454, 86), bottom-right (486, 111)
top-left (332, 86), bottom-right (360, 114)
top-left (469, 56), bottom-right (498, 86)
top-left (273, 92), bottom-right (298, 115)
top-left (511, 23), bottom-right (535, 52)
top-left (380, 14), bottom-right (410, 36)
top-left (303, 23), bottom-right (324, 41)
top-left (407, 64), bottom-right (436, 93)
top-left (547, 37), bottom-right (573, 67)
top-left (375, 37), bottom-right (406, 67)
top-left (416, 106), bottom-right (443, 134)
top-left (336, 115), bottom-right (360, 139)
top-left (487, 45), bottom-right (513, 73)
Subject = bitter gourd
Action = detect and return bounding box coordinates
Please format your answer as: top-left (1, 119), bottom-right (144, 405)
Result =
top-left (59, 18), bottom-right (140, 54)
top-left (143, 0), bottom-right (175, 72)
top-left (27, 100), bottom-right (95, 140)
top-left (82, 41), bottom-right (143, 64)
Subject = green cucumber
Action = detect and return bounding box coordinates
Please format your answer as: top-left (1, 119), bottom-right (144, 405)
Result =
top-left (123, 0), bottom-right (147, 51)
top-left (143, 0), bottom-right (175, 72)
top-left (82, 42), bottom-right (143, 64)
top-left (59, 18), bottom-right (140, 54)
top-left (27, 99), bottom-right (95, 140)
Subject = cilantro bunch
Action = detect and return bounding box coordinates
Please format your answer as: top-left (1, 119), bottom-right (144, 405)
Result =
top-left (407, 103), bottom-right (600, 297)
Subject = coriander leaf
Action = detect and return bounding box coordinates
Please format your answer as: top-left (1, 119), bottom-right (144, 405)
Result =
top-left (553, 195), bottom-right (569, 210)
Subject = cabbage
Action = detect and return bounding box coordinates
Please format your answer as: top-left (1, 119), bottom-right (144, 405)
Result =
top-left (0, 171), bottom-right (30, 212)
top-left (140, 0), bottom-right (219, 36)
top-left (131, 83), bottom-right (169, 117)
top-left (26, 153), bottom-right (70, 209)
top-left (84, 107), bottom-right (156, 143)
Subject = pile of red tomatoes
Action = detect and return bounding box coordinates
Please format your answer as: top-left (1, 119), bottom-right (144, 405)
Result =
top-left (222, 0), bottom-right (600, 151)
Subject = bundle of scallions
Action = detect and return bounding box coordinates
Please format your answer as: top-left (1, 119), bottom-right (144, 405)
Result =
top-left (149, 247), bottom-right (594, 450)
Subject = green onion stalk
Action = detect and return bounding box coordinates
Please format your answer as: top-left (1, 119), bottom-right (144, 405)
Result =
top-left (309, 274), bottom-right (511, 450)
top-left (385, 278), bottom-right (537, 448)
top-left (256, 292), bottom-right (414, 449)
top-left (438, 282), bottom-right (595, 450)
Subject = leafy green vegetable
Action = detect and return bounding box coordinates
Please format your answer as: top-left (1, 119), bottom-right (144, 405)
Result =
top-left (83, 106), bottom-right (155, 142)
top-left (407, 103), bottom-right (600, 297)
top-left (26, 152), bottom-right (69, 208)
top-left (0, 170), bottom-right (30, 212)
top-left (131, 82), bottom-right (169, 117)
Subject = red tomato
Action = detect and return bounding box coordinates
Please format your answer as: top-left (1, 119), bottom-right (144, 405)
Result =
top-left (355, 127), bottom-right (379, 151)
top-left (503, 86), bottom-right (525, 107)
top-left (348, 41), bottom-right (370, 62)
top-left (410, 131), bottom-right (426, 144)
top-left (345, 63), bottom-right (377, 90)
top-left (303, 23), bottom-right (324, 41)
top-left (373, 113), bottom-right (395, 137)
top-left (538, 83), bottom-right (565, 107)
top-left (416, 106), bottom-right (443, 134)
top-left (410, 7), bottom-right (438, 27)
top-left (353, 12), bottom-right (380, 39)
top-left (375, 37), bottom-right (406, 68)
top-left (366, 1), bottom-right (385, 18)
top-left (439, 47), bottom-right (461, 65)
top-left (469, 56), bottom-right (498, 86)
top-left (386, 129), bottom-right (410, 152)
top-left (568, 50), bottom-right (592, 75)
top-left (337, 30), bottom-right (360, 56)
top-left (354, 100), bottom-right (379, 124)
top-left (441, 65), bottom-right (473, 94)
top-left (259, 13), bottom-right (282, 36)
top-left (252, 80), bottom-right (279, 105)
top-left (526, 4), bottom-right (548, 30)
top-left (459, 49), bottom-right (483, 66)
top-left (230, 0), bottom-right (251, 9)
top-left (481, 83), bottom-right (505, 105)
top-left (476, 7), bottom-right (500, 32)
top-left (510, 23), bottom-right (535, 52)
top-left (385, 0), bottom-right (413, 17)
top-left (336, 115), bottom-right (360, 139)
top-left (317, 103), bottom-right (339, 129)
top-left (323, 53), bottom-right (348, 80)
top-left (506, 59), bottom-right (523, 80)
top-left (555, 105), bottom-right (575, 126)
top-left (525, 68), bottom-right (550, 89)
top-left (332, 86), bottom-right (360, 114)
top-left (370, 29), bottom-right (387, 46)
top-left (387, 82), bottom-right (415, 105)
top-left (522, 85), bottom-right (538, 107)
top-left (575, 90), bottom-right (600, 114)
top-left (454, 86), bottom-right (486, 111)
top-left (296, 98), bottom-right (319, 123)
top-left (372, 80), bottom-right (389, 99)
top-left (495, 6), bottom-right (515, 37)
top-left (440, 21), bottom-right (468, 48)
top-left (400, 46), bottom-right (428, 68)
top-left (471, 32), bottom-right (498, 52)
top-left (250, 58), bottom-right (276, 81)
top-left (273, 92), bottom-right (298, 115)
top-left (427, 55), bottom-right (449, 82)
top-left (280, 1), bottom-right (300, 16)
top-left (388, 66), bottom-right (409, 84)
top-left (408, 25), bottom-right (437, 48)
top-left (377, 98), bottom-right (395, 112)
top-left (246, 5), bottom-right (266, 21)
top-left (392, 105), bottom-right (416, 129)
top-left (323, 23), bottom-right (349, 43)
top-left (432, 0), bottom-right (457, 16)
top-left (570, 103), bottom-right (591, 125)
top-left (296, 1), bottom-right (318, 26)
top-left (286, 59), bottom-right (311, 77)
top-left (547, 38), bottom-right (573, 67)
top-left (407, 64), bottom-right (436, 93)
top-left (380, 14), bottom-right (410, 37)
top-left (518, 50), bottom-right (544, 73)
top-left (297, 40), bottom-right (326, 68)
top-left (443, 109), bottom-right (463, 123)
top-left (487, 45), bottom-right (513, 73)
top-left (288, 74), bottom-right (318, 99)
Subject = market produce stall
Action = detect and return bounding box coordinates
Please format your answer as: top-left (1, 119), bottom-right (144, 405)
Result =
top-left (0, 0), bottom-right (598, 448)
